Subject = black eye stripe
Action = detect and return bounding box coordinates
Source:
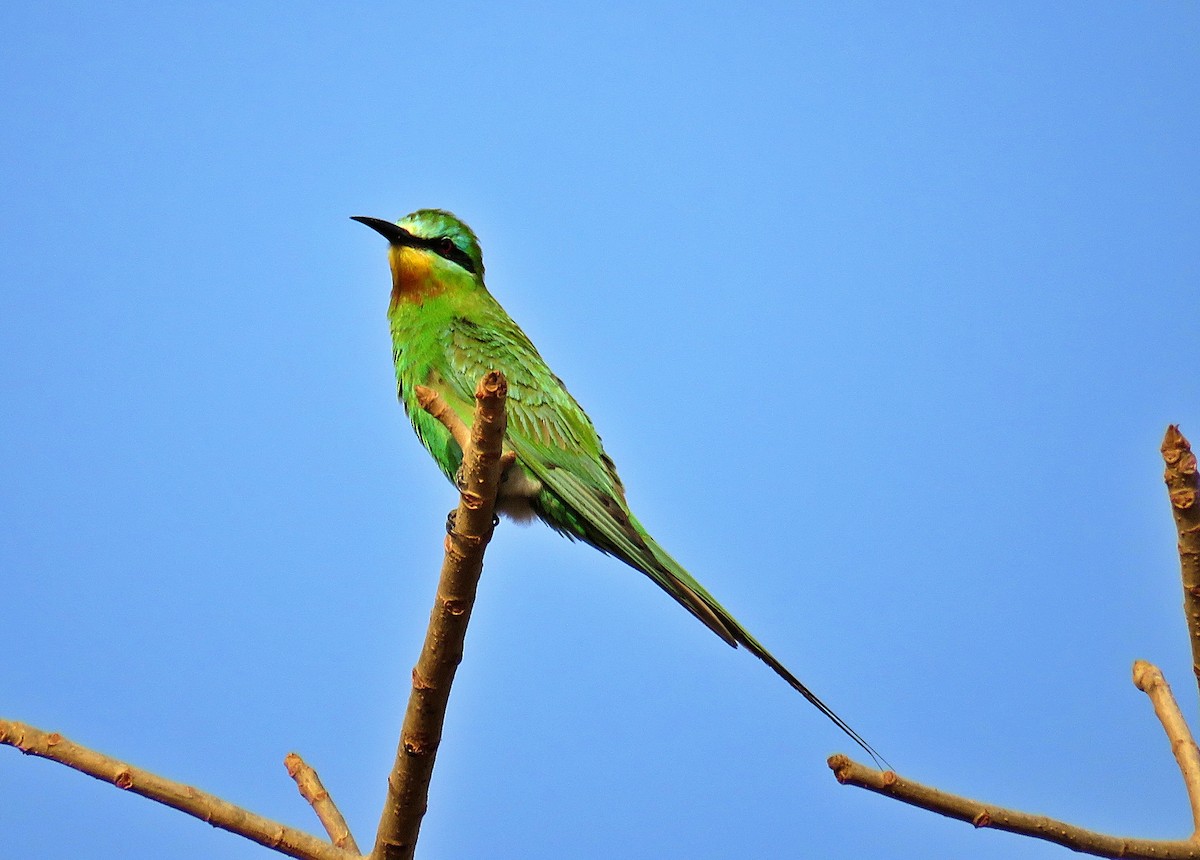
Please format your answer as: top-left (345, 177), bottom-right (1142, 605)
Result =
top-left (419, 234), bottom-right (477, 275)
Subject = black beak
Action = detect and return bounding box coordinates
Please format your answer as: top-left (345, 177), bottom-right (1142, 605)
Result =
top-left (350, 216), bottom-right (415, 245)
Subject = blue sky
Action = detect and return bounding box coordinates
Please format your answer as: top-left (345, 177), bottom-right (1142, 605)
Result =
top-left (2, 3), bottom-right (1198, 858)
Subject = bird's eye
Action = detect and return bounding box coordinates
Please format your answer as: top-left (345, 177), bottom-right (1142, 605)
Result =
top-left (438, 237), bottom-right (455, 254)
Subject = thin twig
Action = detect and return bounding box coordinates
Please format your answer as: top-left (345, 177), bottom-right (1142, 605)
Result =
top-left (0, 719), bottom-right (359, 860)
top-left (414, 384), bottom-right (470, 451)
top-left (285, 753), bottom-right (361, 853)
top-left (371, 371), bottom-right (509, 860)
top-left (416, 383), bottom-right (517, 476)
top-left (828, 754), bottom-right (1200, 859)
top-left (1134, 661), bottom-right (1200, 835)
top-left (1162, 425), bottom-right (1200, 703)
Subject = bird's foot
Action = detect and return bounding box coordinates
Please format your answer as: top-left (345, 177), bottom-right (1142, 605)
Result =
top-left (444, 509), bottom-right (499, 534)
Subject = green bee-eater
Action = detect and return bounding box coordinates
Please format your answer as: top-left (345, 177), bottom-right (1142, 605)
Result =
top-left (353, 209), bottom-right (878, 759)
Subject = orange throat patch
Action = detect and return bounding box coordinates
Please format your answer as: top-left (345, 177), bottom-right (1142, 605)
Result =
top-left (388, 245), bottom-right (444, 305)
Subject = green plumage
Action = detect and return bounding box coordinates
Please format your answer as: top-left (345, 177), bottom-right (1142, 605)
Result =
top-left (353, 209), bottom-right (878, 760)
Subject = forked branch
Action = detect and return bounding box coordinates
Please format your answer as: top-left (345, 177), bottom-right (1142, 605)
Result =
top-left (371, 371), bottom-right (509, 860)
top-left (830, 424), bottom-right (1200, 858)
top-left (0, 719), bottom-right (358, 860)
top-left (0, 373), bottom-right (512, 860)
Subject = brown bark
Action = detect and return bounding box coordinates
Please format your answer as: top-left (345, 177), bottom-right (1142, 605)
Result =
top-left (828, 425), bottom-right (1200, 858)
top-left (286, 753), bottom-right (360, 853)
top-left (370, 371), bottom-right (509, 860)
top-left (1162, 426), bottom-right (1200, 700)
top-left (829, 749), bottom-right (1200, 859)
top-left (0, 719), bottom-right (359, 860)
top-left (1133, 661), bottom-right (1200, 834)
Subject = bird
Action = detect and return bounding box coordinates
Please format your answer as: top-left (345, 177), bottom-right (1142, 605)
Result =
top-left (352, 209), bottom-right (880, 761)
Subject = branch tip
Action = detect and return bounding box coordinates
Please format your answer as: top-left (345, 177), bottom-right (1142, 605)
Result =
top-left (1133, 659), bottom-right (1157, 692)
top-left (477, 369), bottom-right (508, 398)
top-left (1132, 661), bottom-right (1200, 834)
top-left (283, 753), bottom-right (360, 854)
top-left (1161, 425), bottom-right (1200, 711)
top-left (830, 755), bottom-right (1200, 858)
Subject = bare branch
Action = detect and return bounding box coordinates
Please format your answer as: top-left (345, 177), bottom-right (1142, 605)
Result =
top-left (371, 371), bottom-right (509, 860)
top-left (826, 427), bottom-right (1200, 857)
top-left (285, 753), bottom-right (360, 853)
top-left (1, 374), bottom-right (509, 860)
top-left (828, 754), bottom-right (1200, 859)
top-left (0, 719), bottom-right (359, 860)
top-left (1162, 425), bottom-right (1200, 703)
top-left (1134, 661), bottom-right (1200, 834)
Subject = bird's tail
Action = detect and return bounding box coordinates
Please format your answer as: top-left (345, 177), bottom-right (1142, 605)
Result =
top-left (725, 619), bottom-right (888, 769)
top-left (629, 520), bottom-right (887, 768)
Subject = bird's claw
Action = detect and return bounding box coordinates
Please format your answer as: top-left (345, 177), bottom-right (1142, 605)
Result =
top-left (445, 509), bottom-right (498, 533)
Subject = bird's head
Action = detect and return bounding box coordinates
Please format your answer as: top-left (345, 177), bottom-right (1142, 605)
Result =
top-left (352, 209), bottom-right (484, 303)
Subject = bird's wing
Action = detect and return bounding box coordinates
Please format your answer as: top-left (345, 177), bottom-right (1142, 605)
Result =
top-left (436, 312), bottom-right (885, 763)
top-left (437, 313), bottom-right (740, 645)
top-left (438, 314), bottom-right (614, 488)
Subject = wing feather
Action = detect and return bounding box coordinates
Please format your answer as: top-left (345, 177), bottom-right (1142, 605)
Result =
top-left (436, 313), bottom-right (741, 646)
top-left (401, 305), bottom-right (883, 765)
